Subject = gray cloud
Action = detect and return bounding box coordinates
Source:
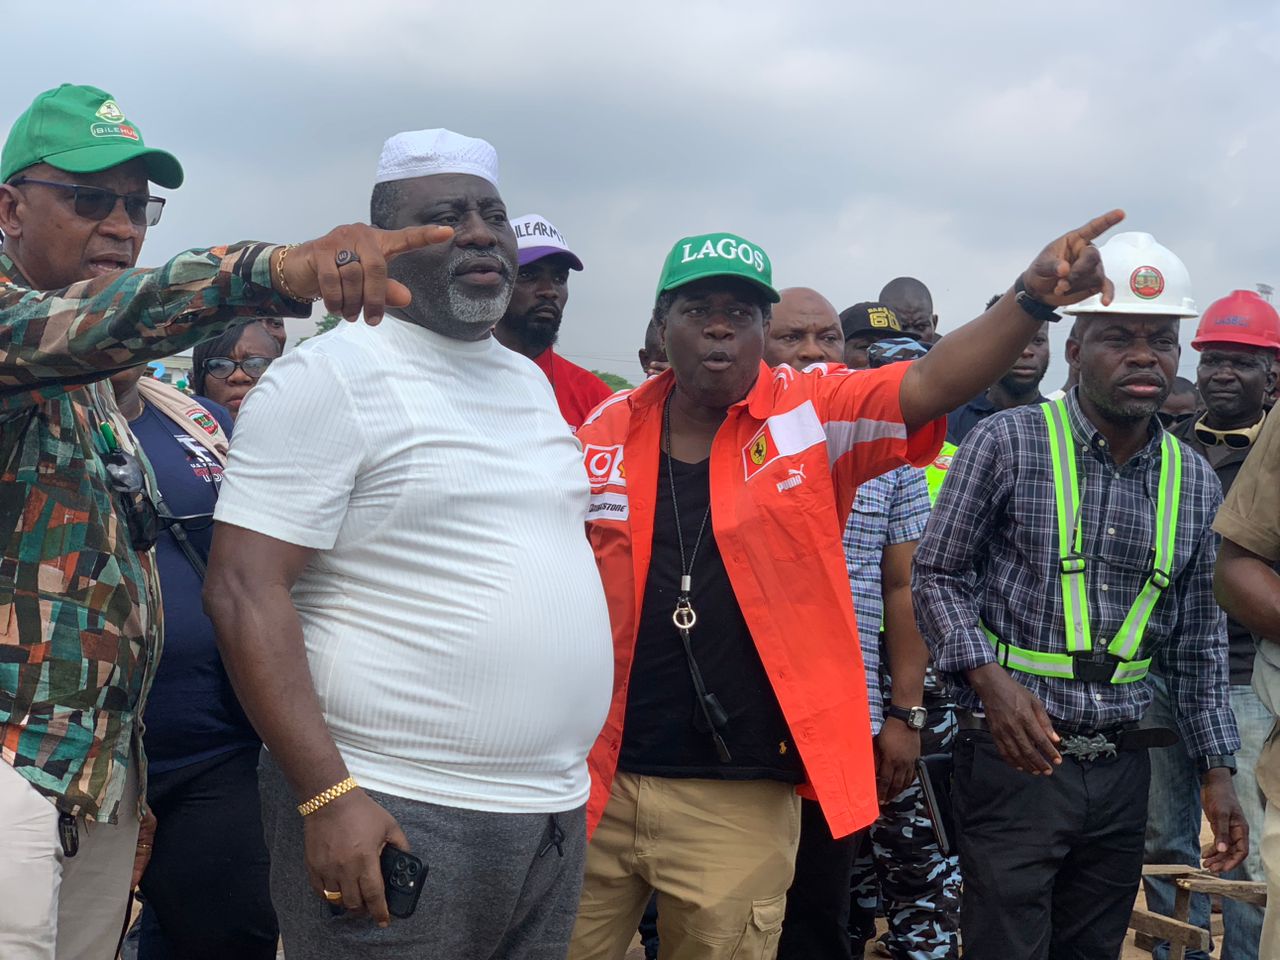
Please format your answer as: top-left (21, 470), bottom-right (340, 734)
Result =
top-left (9, 1), bottom-right (1280, 387)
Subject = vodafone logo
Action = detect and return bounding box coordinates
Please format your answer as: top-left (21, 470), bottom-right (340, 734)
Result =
top-left (583, 444), bottom-right (626, 488)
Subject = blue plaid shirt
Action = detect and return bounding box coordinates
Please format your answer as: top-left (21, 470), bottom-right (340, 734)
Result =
top-left (913, 389), bottom-right (1238, 757)
top-left (844, 465), bottom-right (932, 734)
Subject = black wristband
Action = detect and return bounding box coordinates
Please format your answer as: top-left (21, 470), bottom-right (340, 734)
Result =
top-left (1013, 274), bottom-right (1061, 324)
top-left (885, 705), bottom-right (927, 730)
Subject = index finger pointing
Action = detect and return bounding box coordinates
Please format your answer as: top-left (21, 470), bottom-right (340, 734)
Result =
top-left (377, 224), bottom-right (455, 259)
top-left (1071, 208), bottom-right (1126, 244)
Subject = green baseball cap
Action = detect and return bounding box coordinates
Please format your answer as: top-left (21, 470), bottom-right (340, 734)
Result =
top-left (1, 84), bottom-right (183, 188)
top-left (656, 232), bottom-right (780, 303)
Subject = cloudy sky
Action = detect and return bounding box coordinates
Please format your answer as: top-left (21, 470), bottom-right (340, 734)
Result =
top-left (10, 1), bottom-right (1280, 387)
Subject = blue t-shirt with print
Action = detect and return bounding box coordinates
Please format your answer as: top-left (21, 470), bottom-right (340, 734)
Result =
top-left (130, 398), bottom-right (260, 773)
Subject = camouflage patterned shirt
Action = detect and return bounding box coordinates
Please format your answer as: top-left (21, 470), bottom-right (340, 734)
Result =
top-left (0, 244), bottom-right (306, 822)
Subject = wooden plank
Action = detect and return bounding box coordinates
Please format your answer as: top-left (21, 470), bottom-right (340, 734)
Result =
top-left (1171, 885), bottom-right (1193, 960)
top-left (1175, 877), bottom-right (1268, 907)
top-left (1142, 864), bottom-right (1209, 878)
top-left (1128, 908), bottom-right (1211, 952)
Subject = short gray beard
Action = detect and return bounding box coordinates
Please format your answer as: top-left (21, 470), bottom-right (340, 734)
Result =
top-left (398, 247), bottom-right (516, 341)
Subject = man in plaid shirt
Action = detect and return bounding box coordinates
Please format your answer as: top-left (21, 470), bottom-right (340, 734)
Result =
top-left (913, 232), bottom-right (1247, 959)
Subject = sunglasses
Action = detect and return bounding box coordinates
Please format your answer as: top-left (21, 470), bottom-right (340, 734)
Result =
top-left (11, 177), bottom-right (165, 227)
top-left (1157, 410), bottom-right (1193, 428)
top-left (202, 356), bottom-right (273, 380)
top-left (1194, 424), bottom-right (1257, 449)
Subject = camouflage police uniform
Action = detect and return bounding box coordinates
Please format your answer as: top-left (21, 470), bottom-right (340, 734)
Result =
top-left (849, 444), bottom-right (962, 959)
top-left (849, 679), bottom-right (960, 959)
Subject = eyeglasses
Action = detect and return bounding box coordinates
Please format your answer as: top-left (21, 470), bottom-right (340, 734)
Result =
top-left (10, 177), bottom-right (165, 227)
top-left (202, 356), bottom-right (273, 380)
top-left (101, 448), bottom-right (160, 550)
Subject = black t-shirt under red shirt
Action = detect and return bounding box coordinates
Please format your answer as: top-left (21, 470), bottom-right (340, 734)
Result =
top-left (619, 452), bottom-right (803, 782)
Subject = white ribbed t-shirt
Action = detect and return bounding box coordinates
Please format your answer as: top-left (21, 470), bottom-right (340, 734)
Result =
top-left (214, 317), bottom-right (614, 813)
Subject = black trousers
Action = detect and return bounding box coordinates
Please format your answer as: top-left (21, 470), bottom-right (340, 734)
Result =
top-left (777, 797), bottom-right (859, 960)
top-left (954, 732), bottom-right (1150, 960)
top-left (138, 746), bottom-right (278, 960)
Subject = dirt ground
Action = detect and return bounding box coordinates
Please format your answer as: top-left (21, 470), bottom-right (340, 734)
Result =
top-left (616, 897), bottom-right (1225, 959)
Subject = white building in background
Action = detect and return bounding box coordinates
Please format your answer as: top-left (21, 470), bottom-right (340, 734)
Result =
top-left (146, 352), bottom-right (194, 387)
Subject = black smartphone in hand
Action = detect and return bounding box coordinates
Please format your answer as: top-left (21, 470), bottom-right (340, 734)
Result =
top-left (380, 844), bottom-right (427, 919)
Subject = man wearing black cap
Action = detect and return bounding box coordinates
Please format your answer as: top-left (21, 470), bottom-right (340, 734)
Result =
top-left (841, 301), bottom-right (909, 370)
top-left (0, 83), bottom-right (450, 958)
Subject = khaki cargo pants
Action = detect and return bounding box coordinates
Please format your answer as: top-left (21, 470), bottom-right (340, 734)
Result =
top-left (568, 773), bottom-right (802, 960)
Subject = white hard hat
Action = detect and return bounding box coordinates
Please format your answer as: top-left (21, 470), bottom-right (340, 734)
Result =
top-left (1061, 231), bottom-right (1197, 318)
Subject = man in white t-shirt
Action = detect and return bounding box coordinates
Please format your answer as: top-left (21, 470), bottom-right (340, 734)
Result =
top-left (203, 129), bottom-right (613, 959)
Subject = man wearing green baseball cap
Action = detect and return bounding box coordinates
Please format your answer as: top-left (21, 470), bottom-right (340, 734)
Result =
top-left (0, 83), bottom-right (453, 959)
top-left (569, 213), bottom-right (1128, 959)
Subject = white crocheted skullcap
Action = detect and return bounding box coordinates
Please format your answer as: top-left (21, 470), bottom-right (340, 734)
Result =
top-left (374, 128), bottom-right (498, 187)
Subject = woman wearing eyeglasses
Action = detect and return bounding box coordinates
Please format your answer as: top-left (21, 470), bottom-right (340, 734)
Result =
top-left (191, 320), bottom-right (282, 420)
top-left (110, 361), bottom-right (278, 960)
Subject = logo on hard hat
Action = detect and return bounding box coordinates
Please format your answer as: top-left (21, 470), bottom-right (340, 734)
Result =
top-left (1130, 266), bottom-right (1165, 300)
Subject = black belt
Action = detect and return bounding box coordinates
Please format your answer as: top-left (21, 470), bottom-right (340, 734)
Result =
top-left (958, 712), bottom-right (1178, 760)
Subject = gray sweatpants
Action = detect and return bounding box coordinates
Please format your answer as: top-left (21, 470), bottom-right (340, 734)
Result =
top-left (258, 751), bottom-right (587, 959)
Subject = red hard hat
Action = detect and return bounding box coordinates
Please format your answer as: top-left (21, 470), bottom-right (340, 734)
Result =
top-left (1192, 290), bottom-right (1280, 352)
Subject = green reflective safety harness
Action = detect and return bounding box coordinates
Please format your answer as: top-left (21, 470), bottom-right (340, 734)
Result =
top-left (983, 398), bottom-right (1182, 685)
top-left (924, 441), bottom-right (956, 507)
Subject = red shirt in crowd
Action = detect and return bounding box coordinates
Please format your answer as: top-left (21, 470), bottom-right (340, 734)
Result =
top-left (532, 348), bottom-right (614, 431)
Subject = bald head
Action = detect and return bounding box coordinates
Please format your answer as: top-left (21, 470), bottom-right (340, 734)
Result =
top-left (879, 276), bottom-right (937, 343)
top-left (764, 287), bottom-right (844, 369)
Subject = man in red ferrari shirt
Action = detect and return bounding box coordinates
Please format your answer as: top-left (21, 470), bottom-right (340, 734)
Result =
top-left (495, 213), bottom-right (612, 429)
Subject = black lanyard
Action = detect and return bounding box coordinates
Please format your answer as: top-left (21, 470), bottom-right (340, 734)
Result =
top-left (662, 393), bottom-right (731, 762)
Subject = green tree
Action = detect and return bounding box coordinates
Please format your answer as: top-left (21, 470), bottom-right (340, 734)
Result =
top-left (294, 312), bottom-right (341, 346)
top-left (592, 370), bottom-right (633, 392)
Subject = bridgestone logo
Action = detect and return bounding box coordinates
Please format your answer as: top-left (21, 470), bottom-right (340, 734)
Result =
top-left (588, 492), bottom-right (629, 522)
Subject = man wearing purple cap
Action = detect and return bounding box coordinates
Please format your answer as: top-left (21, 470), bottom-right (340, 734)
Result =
top-left (206, 130), bottom-right (613, 959)
top-left (495, 214), bottom-right (612, 430)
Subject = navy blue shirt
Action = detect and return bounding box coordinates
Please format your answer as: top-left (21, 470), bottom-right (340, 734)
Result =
top-left (130, 398), bottom-right (259, 773)
top-left (947, 391), bottom-right (1048, 445)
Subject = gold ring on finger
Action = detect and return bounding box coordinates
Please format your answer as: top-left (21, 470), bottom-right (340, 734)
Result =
top-left (322, 889), bottom-right (343, 902)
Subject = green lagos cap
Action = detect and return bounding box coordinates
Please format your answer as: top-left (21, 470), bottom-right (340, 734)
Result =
top-left (1, 84), bottom-right (183, 188)
top-left (656, 232), bottom-right (780, 303)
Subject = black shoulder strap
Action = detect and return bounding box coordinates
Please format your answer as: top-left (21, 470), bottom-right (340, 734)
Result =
top-left (153, 496), bottom-right (207, 580)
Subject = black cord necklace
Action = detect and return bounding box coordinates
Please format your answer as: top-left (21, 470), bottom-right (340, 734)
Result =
top-left (663, 392), bottom-right (711, 626)
top-left (663, 390), bottom-right (732, 762)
